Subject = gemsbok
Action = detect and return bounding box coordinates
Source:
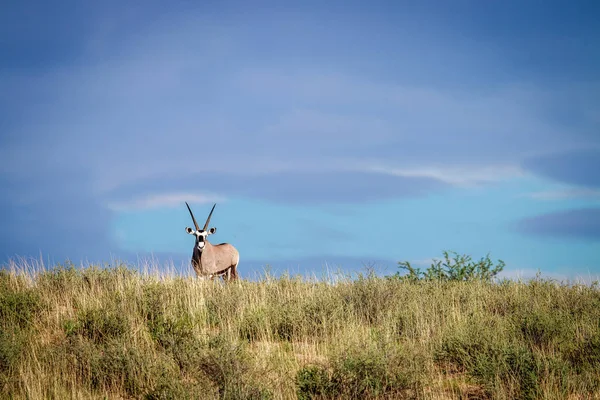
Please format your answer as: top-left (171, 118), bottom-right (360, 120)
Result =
top-left (185, 202), bottom-right (240, 281)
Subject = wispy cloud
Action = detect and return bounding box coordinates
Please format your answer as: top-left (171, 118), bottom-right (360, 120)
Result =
top-left (363, 164), bottom-right (525, 187)
top-left (1, 2), bottom-right (599, 273)
top-left (106, 192), bottom-right (225, 211)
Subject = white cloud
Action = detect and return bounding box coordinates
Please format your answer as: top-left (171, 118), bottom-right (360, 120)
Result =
top-left (2, 8), bottom-right (596, 201)
top-left (234, 68), bottom-right (581, 162)
top-left (106, 192), bottom-right (225, 211)
top-left (363, 164), bottom-right (525, 187)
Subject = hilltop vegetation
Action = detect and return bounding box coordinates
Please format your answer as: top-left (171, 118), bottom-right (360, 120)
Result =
top-left (1, 259), bottom-right (600, 399)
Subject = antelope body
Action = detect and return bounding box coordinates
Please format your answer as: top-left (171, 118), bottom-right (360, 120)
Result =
top-left (185, 202), bottom-right (239, 281)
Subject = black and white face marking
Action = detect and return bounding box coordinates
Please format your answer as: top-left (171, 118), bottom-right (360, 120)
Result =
top-left (186, 227), bottom-right (217, 251)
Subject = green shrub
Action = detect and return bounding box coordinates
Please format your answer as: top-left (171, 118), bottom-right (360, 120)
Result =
top-left (198, 335), bottom-right (272, 399)
top-left (239, 307), bottom-right (269, 341)
top-left (59, 335), bottom-right (212, 398)
top-left (272, 301), bottom-right (303, 341)
top-left (297, 343), bottom-right (421, 399)
top-left (341, 276), bottom-right (396, 325)
top-left (81, 264), bottom-right (139, 289)
top-left (0, 328), bottom-right (27, 379)
top-left (36, 263), bottom-right (81, 292)
top-left (567, 330), bottom-right (600, 374)
top-left (518, 309), bottom-right (565, 349)
top-left (0, 279), bottom-right (42, 391)
top-left (393, 251), bottom-right (505, 282)
top-left (296, 365), bottom-right (334, 399)
top-left (73, 307), bottom-right (129, 344)
top-left (0, 285), bottom-right (42, 330)
top-left (437, 331), bottom-right (565, 399)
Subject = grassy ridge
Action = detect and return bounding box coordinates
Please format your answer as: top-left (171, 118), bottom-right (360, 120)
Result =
top-left (1, 262), bottom-right (600, 399)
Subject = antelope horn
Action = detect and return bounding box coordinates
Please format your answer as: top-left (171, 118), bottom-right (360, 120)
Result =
top-left (185, 202), bottom-right (200, 231)
top-left (203, 203), bottom-right (216, 231)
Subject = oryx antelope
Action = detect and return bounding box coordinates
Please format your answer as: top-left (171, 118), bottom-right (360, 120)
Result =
top-left (185, 202), bottom-right (240, 281)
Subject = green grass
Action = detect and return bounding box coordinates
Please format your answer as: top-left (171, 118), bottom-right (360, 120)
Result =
top-left (1, 261), bottom-right (599, 399)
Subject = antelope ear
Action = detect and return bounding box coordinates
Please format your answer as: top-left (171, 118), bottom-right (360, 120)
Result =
top-left (208, 227), bottom-right (217, 235)
top-left (186, 227), bottom-right (195, 234)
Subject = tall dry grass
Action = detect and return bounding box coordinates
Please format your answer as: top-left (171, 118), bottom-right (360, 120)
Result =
top-left (1, 259), bottom-right (599, 399)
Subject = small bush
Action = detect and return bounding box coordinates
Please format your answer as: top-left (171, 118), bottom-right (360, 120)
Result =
top-left (272, 302), bottom-right (303, 341)
top-left (0, 286), bottom-right (42, 330)
top-left (36, 263), bottom-right (81, 292)
top-left (239, 307), bottom-right (269, 341)
top-left (148, 314), bottom-right (195, 349)
top-left (438, 332), bottom-right (563, 399)
top-left (81, 264), bottom-right (139, 290)
top-left (393, 251), bottom-right (505, 282)
top-left (0, 280), bottom-right (42, 390)
top-left (60, 335), bottom-right (211, 398)
top-left (341, 276), bottom-right (396, 325)
top-left (567, 331), bottom-right (600, 373)
top-left (297, 343), bottom-right (421, 399)
top-left (296, 365), bottom-right (334, 399)
top-left (518, 309), bottom-right (564, 349)
top-left (150, 316), bottom-right (205, 376)
top-left (73, 307), bottom-right (129, 344)
top-left (198, 335), bottom-right (272, 399)
top-left (0, 328), bottom-right (27, 378)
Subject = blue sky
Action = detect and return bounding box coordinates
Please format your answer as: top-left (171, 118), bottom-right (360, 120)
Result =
top-left (1, 1), bottom-right (599, 280)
